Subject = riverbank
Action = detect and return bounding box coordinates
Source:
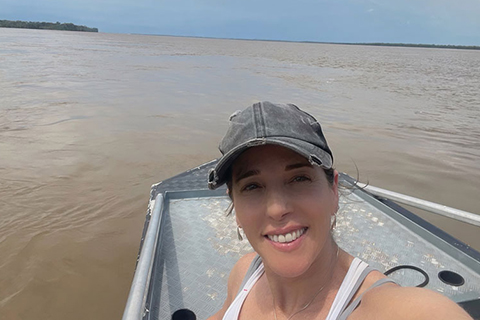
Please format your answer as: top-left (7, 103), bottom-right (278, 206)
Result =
top-left (138, 33), bottom-right (480, 50)
top-left (0, 20), bottom-right (98, 32)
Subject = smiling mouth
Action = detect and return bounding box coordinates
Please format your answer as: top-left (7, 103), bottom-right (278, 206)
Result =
top-left (266, 227), bottom-right (307, 243)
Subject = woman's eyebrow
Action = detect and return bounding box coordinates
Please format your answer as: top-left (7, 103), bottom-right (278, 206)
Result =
top-left (234, 169), bottom-right (260, 183)
top-left (285, 163), bottom-right (313, 171)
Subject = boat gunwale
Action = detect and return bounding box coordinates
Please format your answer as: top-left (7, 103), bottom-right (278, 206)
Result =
top-left (139, 188), bottom-right (229, 320)
top-left (341, 174), bottom-right (480, 268)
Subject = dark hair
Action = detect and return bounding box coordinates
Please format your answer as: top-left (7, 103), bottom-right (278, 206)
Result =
top-left (323, 167), bottom-right (335, 186)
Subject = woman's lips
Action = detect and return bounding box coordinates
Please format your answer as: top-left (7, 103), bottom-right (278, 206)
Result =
top-left (266, 227), bottom-right (307, 243)
top-left (265, 227), bottom-right (308, 252)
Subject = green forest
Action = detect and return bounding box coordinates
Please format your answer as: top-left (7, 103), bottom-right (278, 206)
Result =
top-left (0, 20), bottom-right (98, 32)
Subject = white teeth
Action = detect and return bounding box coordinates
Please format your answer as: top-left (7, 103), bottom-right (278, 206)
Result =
top-left (285, 233), bottom-right (292, 242)
top-left (267, 228), bottom-right (306, 243)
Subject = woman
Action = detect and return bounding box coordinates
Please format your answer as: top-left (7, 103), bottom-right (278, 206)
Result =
top-left (207, 101), bottom-right (471, 320)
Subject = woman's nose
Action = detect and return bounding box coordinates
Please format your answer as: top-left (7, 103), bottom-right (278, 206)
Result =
top-left (265, 188), bottom-right (291, 220)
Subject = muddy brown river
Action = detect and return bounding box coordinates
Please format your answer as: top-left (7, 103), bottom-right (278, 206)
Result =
top-left (0, 28), bottom-right (479, 319)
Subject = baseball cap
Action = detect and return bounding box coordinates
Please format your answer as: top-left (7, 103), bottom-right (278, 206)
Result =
top-left (207, 101), bottom-right (333, 190)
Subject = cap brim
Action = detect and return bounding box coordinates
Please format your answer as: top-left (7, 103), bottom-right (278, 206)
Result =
top-left (208, 137), bottom-right (333, 190)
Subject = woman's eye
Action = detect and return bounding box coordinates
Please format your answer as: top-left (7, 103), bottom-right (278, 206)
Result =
top-left (243, 184), bottom-right (259, 191)
top-left (292, 175), bottom-right (310, 183)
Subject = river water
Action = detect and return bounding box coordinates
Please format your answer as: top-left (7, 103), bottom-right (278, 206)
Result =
top-left (0, 28), bottom-right (479, 319)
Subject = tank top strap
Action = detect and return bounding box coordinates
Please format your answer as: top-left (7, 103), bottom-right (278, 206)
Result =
top-left (222, 255), bottom-right (264, 320)
top-left (337, 278), bottom-right (397, 320)
top-left (235, 255), bottom-right (263, 297)
top-left (326, 258), bottom-right (370, 319)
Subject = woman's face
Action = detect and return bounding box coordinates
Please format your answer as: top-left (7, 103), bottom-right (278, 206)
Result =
top-left (231, 145), bottom-right (339, 278)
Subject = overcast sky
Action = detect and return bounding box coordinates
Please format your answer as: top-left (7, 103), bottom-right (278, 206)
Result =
top-left (1, 0), bottom-right (480, 45)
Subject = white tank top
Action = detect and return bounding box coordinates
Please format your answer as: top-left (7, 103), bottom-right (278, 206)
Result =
top-left (222, 257), bottom-right (394, 320)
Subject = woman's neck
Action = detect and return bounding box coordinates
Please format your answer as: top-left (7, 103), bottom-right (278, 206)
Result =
top-left (263, 242), bottom-right (348, 318)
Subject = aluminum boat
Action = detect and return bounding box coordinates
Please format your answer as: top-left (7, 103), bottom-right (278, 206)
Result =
top-left (123, 160), bottom-right (480, 320)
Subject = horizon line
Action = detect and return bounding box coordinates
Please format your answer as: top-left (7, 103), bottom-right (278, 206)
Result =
top-left (124, 33), bottom-right (480, 49)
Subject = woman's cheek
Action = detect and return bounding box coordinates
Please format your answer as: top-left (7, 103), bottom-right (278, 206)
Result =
top-left (236, 202), bottom-right (262, 234)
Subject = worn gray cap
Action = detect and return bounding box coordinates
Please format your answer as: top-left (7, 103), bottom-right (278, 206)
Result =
top-left (208, 101), bottom-right (333, 190)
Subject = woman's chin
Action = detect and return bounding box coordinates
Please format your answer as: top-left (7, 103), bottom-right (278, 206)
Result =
top-left (263, 254), bottom-right (313, 278)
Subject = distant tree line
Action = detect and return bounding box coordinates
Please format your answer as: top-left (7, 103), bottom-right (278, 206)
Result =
top-left (339, 42), bottom-right (479, 50)
top-left (0, 20), bottom-right (98, 32)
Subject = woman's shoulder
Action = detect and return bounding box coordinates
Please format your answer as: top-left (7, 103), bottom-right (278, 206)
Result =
top-left (352, 283), bottom-right (472, 319)
top-left (227, 252), bottom-right (259, 294)
top-left (207, 252), bottom-right (258, 320)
